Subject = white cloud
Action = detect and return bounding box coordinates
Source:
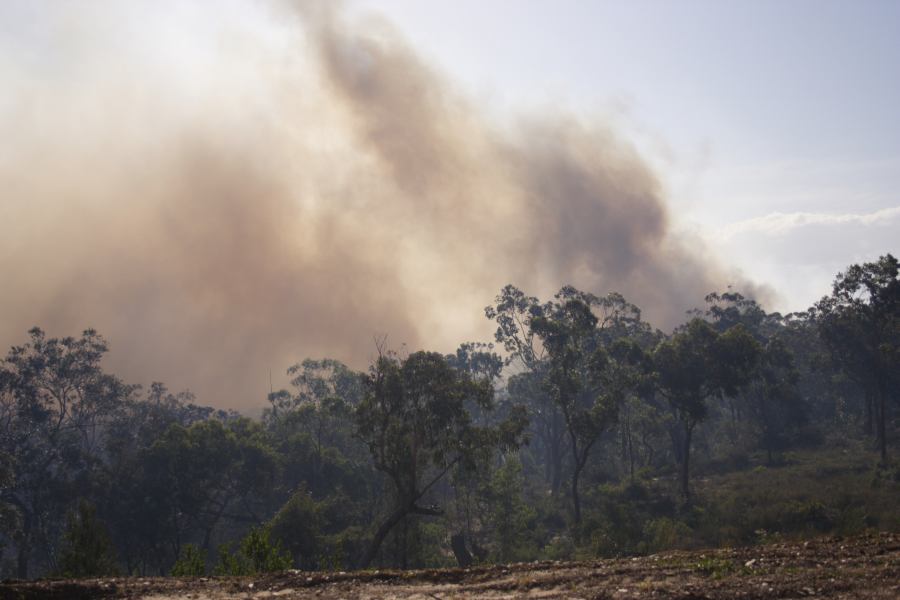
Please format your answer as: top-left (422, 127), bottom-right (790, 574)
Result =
top-left (715, 206), bottom-right (900, 240)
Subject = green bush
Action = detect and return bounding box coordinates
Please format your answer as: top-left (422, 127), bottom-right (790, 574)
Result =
top-left (214, 526), bottom-right (292, 575)
top-left (171, 544), bottom-right (206, 576)
top-left (487, 457), bottom-right (538, 563)
top-left (643, 517), bottom-right (693, 553)
top-left (783, 501), bottom-right (832, 533)
top-left (268, 489), bottom-right (322, 569)
top-left (214, 543), bottom-right (245, 576)
top-left (241, 526), bottom-right (293, 573)
top-left (57, 500), bottom-right (119, 578)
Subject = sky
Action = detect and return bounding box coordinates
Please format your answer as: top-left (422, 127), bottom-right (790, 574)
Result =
top-left (0, 0), bottom-right (897, 408)
top-left (353, 0), bottom-right (900, 309)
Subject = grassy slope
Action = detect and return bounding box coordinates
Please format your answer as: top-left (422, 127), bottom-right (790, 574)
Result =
top-left (691, 440), bottom-right (900, 547)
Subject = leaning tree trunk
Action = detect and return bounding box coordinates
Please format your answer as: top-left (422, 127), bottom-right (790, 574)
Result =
top-left (359, 501), bottom-right (444, 569)
top-left (359, 506), bottom-right (408, 569)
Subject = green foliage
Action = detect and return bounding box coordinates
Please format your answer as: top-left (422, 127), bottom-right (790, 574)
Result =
top-left (268, 489), bottom-right (322, 569)
top-left (643, 517), bottom-right (693, 554)
top-left (691, 444), bottom-right (899, 545)
top-left (653, 319), bottom-right (762, 499)
top-left (213, 543), bottom-right (245, 576)
top-left (579, 480), bottom-right (678, 557)
top-left (0, 328), bottom-right (136, 578)
top-left (240, 526), bottom-right (293, 573)
top-left (354, 350), bottom-right (526, 568)
top-left (171, 544), bottom-right (206, 576)
top-left (214, 526), bottom-right (292, 576)
top-left (57, 501), bottom-right (119, 578)
top-left (695, 557), bottom-right (737, 579)
top-left (485, 457), bottom-right (538, 562)
top-left (815, 254), bottom-right (899, 461)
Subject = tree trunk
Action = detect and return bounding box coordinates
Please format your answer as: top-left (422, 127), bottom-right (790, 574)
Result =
top-left (17, 511), bottom-right (31, 579)
top-left (865, 390), bottom-right (874, 436)
top-left (549, 409), bottom-right (564, 496)
top-left (450, 533), bottom-right (473, 567)
top-left (628, 427), bottom-right (636, 483)
top-left (760, 394), bottom-right (774, 465)
top-left (680, 421), bottom-right (694, 503)
top-left (729, 398), bottom-right (738, 445)
top-left (571, 463), bottom-right (582, 524)
top-left (359, 506), bottom-right (408, 569)
top-left (359, 502), bottom-right (443, 569)
top-left (877, 384), bottom-right (887, 463)
top-left (550, 442), bottom-right (563, 496)
top-left (567, 424), bottom-right (584, 525)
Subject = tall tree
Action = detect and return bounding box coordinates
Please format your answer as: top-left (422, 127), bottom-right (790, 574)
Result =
top-left (132, 417), bottom-right (278, 564)
top-left (354, 351), bottom-right (525, 568)
top-left (0, 328), bottom-right (134, 578)
top-left (701, 292), bottom-right (806, 460)
top-left (531, 287), bottom-right (649, 524)
top-left (652, 319), bottom-right (761, 501)
top-left (814, 254), bottom-right (899, 461)
top-left (486, 286), bottom-right (568, 495)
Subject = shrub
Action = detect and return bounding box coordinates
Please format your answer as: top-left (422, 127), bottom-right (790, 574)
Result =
top-left (171, 544), bottom-right (206, 576)
top-left (214, 526), bottom-right (292, 575)
top-left (57, 500), bottom-right (119, 578)
top-left (241, 526), bottom-right (293, 573)
top-left (643, 517), bottom-right (693, 553)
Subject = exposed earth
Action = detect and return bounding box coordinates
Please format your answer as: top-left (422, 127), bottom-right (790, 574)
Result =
top-left (1, 532), bottom-right (897, 599)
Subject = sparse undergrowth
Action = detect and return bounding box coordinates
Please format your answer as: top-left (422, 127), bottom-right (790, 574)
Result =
top-left (1, 532), bottom-right (896, 599)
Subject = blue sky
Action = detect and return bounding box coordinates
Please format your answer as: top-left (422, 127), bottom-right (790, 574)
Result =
top-left (354, 0), bottom-right (900, 310)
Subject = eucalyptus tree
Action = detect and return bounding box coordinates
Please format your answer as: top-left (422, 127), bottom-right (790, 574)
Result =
top-left (141, 418), bottom-right (278, 557)
top-left (531, 286), bottom-right (650, 524)
top-left (354, 350), bottom-right (525, 568)
top-left (701, 292), bottom-right (806, 459)
top-left (486, 286), bottom-right (567, 493)
top-left (0, 328), bottom-right (135, 578)
top-left (814, 254), bottom-right (899, 461)
top-left (652, 319), bottom-right (761, 501)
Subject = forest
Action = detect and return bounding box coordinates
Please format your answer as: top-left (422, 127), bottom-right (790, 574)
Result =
top-left (0, 253), bottom-right (897, 580)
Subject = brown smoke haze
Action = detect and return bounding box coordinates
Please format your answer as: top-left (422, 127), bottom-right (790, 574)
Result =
top-left (0, 1), bottom-right (761, 409)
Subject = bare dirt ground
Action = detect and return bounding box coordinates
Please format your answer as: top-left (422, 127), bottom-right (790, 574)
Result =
top-left (2, 532), bottom-right (897, 600)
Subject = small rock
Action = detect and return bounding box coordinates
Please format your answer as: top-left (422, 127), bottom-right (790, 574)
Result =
top-left (745, 559), bottom-right (757, 568)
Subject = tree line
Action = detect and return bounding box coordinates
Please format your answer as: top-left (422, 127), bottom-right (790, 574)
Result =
top-left (0, 254), bottom-right (897, 578)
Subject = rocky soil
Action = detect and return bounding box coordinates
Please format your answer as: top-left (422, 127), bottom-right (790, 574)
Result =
top-left (1, 532), bottom-right (897, 599)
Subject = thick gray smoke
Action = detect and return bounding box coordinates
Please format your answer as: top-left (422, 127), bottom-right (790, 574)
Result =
top-left (0, 2), bottom-right (760, 408)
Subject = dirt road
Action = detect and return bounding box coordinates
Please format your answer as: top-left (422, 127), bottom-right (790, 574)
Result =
top-left (2, 532), bottom-right (897, 599)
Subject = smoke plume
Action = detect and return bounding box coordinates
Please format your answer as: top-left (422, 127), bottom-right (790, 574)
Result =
top-left (0, 1), bottom-right (757, 408)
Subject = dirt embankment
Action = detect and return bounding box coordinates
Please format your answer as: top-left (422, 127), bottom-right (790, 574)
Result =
top-left (1, 532), bottom-right (897, 599)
